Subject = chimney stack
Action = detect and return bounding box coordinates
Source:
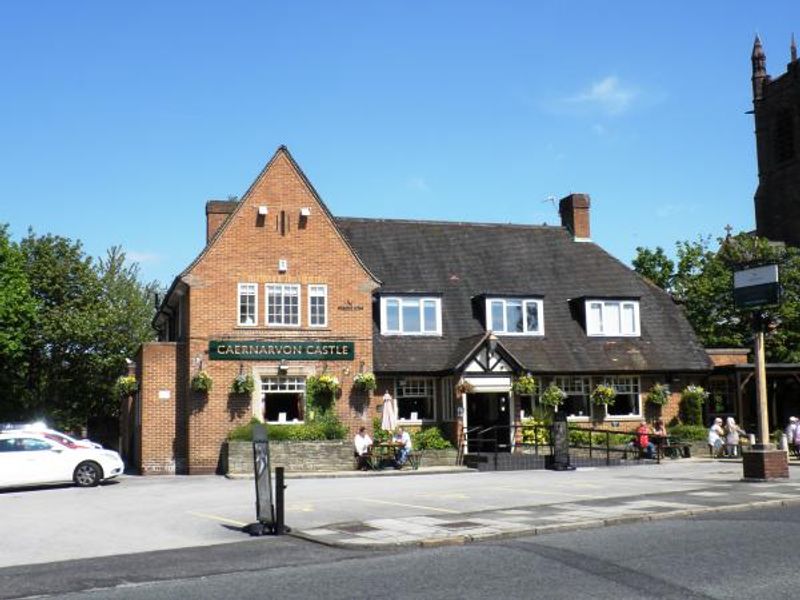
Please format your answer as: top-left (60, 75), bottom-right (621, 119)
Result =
top-left (205, 199), bottom-right (238, 244)
top-left (558, 193), bottom-right (591, 241)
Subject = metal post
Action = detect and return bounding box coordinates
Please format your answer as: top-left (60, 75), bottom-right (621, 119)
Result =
top-left (275, 466), bottom-right (286, 535)
top-left (589, 430), bottom-right (593, 459)
top-left (605, 431), bottom-right (610, 466)
top-left (754, 327), bottom-right (770, 446)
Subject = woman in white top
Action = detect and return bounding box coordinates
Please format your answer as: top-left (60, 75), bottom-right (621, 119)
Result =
top-left (708, 418), bottom-right (724, 457)
top-left (724, 417), bottom-right (745, 457)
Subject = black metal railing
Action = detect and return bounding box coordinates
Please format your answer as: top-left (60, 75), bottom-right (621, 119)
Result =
top-left (460, 423), bottom-right (651, 467)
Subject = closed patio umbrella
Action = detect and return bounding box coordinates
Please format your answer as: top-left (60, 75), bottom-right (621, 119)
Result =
top-left (381, 391), bottom-right (397, 432)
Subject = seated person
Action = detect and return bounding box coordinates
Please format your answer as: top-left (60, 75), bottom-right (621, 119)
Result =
top-left (353, 426), bottom-right (372, 470)
top-left (394, 426), bottom-right (412, 467)
top-left (634, 421), bottom-right (656, 459)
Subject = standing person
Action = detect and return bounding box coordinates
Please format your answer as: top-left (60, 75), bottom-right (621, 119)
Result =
top-left (394, 426), bottom-right (412, 467)
top-left (724, 417), bottom-right (745, 458)
top-left (353, 426), bottom-right (372, 470)
top-left (635, 420), bottom-right (655, 459)
top-left (786, 417), bottom-right (798, 457)
top-left (708, 418), bottom-right (724, 458)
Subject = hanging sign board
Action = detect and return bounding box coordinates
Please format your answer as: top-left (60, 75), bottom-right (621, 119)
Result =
top-left (733, 264), bottom-right (780, 309)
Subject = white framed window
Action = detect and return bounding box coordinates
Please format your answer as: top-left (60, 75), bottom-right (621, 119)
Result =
top-left (380, 296), bottom-right (441, 335)
top-left (602, 376), bottom-right (641, 417)
top-left (266, 284), bottom-right (300, 326)
top-left (486, 298), bottom-right (544, 335)
top-left (554, 376), bottom-right (591, 419)
top-left (261, 376), bottom-right (306, 423)
top-left (308, 284), bottom-right (327, 327)
top-left (396, 378), bottom-right (436, 421)
top-left (585, 300), bottom-right (639, 336)
top-left (238, 283), bottom-right (258, 326)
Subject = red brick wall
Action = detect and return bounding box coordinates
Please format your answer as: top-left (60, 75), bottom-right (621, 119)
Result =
top-left (178, 150), bottom-right (378, 474)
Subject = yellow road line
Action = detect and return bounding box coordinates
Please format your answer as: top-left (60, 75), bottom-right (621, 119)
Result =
top-left (187, 511), bottom-right (248, 527)
top-left (359, 497), bottom-right (460, 513)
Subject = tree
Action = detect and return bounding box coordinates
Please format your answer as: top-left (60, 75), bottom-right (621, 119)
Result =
top-left (633, 232), bottom-right (800, 363)
top-left (0, 230), bottom-right (158, 429)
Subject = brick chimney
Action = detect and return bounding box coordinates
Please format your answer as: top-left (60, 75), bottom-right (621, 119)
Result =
top-left (558, 193), bottom-right (591, 241)
top-left (205, 200), bottom-right (238, 244)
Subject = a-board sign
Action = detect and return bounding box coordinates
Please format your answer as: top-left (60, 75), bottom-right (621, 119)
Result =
top-left (733, 264), bottom-right (780, 309)
top-left (252, 424), bottom-right (274, 526)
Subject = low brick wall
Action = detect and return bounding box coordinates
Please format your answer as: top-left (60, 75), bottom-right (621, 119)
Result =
top-left (226, 441), bottom-right (458, 474)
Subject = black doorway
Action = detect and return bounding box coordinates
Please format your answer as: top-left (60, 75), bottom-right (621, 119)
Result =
top-left (467, 393), bottom-right (511, 453)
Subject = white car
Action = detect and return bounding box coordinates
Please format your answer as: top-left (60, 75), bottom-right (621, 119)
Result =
top-left (0, 433), bottom-right (124, 489)
top-left (1, 422), bottom-right (103, 449)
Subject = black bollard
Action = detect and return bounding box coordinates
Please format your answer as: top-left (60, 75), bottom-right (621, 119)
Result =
top-left (275, 467), bottom-right (286, 535)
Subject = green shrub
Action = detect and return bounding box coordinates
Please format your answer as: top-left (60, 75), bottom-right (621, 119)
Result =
top-left (226, 413), bottom-right (347, 442)
top-left (372, 417), bottom-right (392, 444)
top-left (568, 428), bottom-right (631, 447)
top-left (679, 385), bottom-right (707, 426)
top-left (668, 424), bottom-right (707, 441)
top-left (412, 425), bottom-right (453, 450)
top-left (521, 418), bottom-right (550, 445)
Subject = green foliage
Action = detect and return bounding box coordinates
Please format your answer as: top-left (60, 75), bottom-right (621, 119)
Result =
top-left (667, 424), bottom-right (708, 441)
top-left (512, 374), bottom-right (537, 396)
top-left (590, 384), bottom-right (616, 406)
top-left (114, 375), bottom-right (138, 397)
top-left (679, 385), bottom-right (708, 426)
top-left (230, 373), bottom-right (255, 394)
top-left (0, 230), bottom-right (157, 429)
top-left (540, 383), bottom-right (566, 408)
top-left (191, 370), bottom-right (213, 393)
top-left (412, 425), bottom-right (453, 449)
top-left (645, 383), bottom-right (670, 407)
top-left (306, 373), bottom-right (340, 415)
top-left (227, 413), bottom-right (347, 442)
top-left (521, 417), bottom-right (550, 445)
top-left (353, 372), bottom-right (377, 392)
top-left (371, 417), bottom-right (392, 443)
top-left (568, 428), bottom-right (631, 447)
top-left (633, 232), bottom-right (800, 362)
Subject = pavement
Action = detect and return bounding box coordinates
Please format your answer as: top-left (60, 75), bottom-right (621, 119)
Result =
top-left (290, 457), bottom-right (800, 549)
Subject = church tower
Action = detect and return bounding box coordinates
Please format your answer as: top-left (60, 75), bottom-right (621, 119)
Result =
top-left (752, 34), bottom-right (800, 246)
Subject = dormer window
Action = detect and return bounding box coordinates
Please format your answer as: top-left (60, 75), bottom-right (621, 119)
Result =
top-left (585, 299), bottom-right (639, 336)
top-left (486, 298), bottom-right (544, 335)
top-left (380, 296), bottom-right (441, 335)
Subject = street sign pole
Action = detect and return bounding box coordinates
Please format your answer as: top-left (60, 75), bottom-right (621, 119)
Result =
top-left (754, 322), bottom-right (769, 446)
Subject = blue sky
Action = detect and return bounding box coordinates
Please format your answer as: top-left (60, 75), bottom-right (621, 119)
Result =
top-left (1, 1), bottom-right (798, 286)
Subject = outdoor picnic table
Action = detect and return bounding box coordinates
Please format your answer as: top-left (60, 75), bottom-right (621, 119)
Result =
top-left (368, 441), bottom-right (404, 470)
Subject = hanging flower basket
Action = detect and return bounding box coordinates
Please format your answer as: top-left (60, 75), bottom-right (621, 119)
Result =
top-left (540, 383), bottom-right (567, 408)
top-left (353, 372), bottom-right (377, 392)
top-left (115, 375), bottom-right (138, 397)
top-left (231, 373), bottom-right (255, 395)
top-left (455, 379), bottom-right (474, 395)
top-left (590, 383), bottom-right (616, 407)
top-left (512, 374), bottom-right (537, 396)
top-left (681, 385), bottom-right (709, 404)
top-left (308, 373), bottom-right (340, 396)
top-left (646, 383), bottom-right (670, 407)
top-left (191, 370), bottom-right (213, 393)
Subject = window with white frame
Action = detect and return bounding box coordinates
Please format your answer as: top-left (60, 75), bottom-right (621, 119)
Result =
top-left (238, 283), bottom-right (258, 326)
top-left (486, 298), bottom-right (544, 335)
top-left (308, 284), bottom-right (327, 327)
top-left (380, 297), bottom-right (441, 335)
top-left (396, 378), bottom-right (436, 420)
top-left (555, 376), bottom-right (591, 418)
top-left (266, 284), bottom-right (300, 326)
top-left (603, 376), bottom-right (641, 417)
top-left (585, 300), bottom-right (640, 336)
top-left (261, 376), bottom-right (306, 423)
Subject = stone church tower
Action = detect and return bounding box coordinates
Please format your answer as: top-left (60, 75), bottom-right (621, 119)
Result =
top-left (752, 35), bottom-right (800, 246)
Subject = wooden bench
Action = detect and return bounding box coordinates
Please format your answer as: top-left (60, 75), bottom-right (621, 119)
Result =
top-left (657, 439), bottom-right (691, 460)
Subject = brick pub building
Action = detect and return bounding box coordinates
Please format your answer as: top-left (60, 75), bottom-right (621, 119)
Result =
top-left (123, 147), bottom-right (711, 475)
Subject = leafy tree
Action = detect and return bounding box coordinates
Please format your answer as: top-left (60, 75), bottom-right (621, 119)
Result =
top-left (0, 230), bottom-right (158, 429)
top-left (633, 232), bottom-right (800, 363)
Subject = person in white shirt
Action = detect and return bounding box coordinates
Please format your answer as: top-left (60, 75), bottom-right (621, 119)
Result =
top-left (708, 418), bottom-right (724, 457)
top-left (354, 427), bottom-right (372, 470)
top-left (786, 417), bottom-right (798, 457)
top-left (394, 427), bottom-right (412, 467)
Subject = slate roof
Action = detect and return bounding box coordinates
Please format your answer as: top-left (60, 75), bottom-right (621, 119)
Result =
top-left (335, 217), bottom-right (712, 375)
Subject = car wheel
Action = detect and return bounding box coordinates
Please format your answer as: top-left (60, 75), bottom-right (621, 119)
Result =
top-left (73, 461), bottom-right (102, 487)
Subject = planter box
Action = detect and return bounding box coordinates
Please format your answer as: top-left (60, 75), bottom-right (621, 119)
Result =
top-left (225, 441), bottom-right (459, 474)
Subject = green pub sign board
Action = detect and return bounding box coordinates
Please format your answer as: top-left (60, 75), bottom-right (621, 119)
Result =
top-left (209, 340), bottom-right (355, 361)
